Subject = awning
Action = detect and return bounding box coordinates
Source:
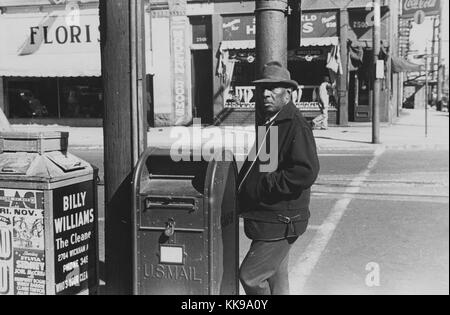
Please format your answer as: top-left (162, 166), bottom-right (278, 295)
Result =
top-left (220, 37), bottom-right (340, 51)
top-left (220, 40), bottom-right (255, 51)
top-left (391, 56), bottom-right (423, 73)
top-left (301, 37), bottom-right (339, 47)
top-left (0, 52), bottom-right (100, 77)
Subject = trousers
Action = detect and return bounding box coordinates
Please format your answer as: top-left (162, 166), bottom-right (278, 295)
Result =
top-left (239, 238), bottom-right (296, 295)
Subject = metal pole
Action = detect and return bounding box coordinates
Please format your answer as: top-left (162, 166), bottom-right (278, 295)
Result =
top-left (432, 17), bottom-right (438, 83)
top-left (255, 0), bottom-right (289, 73)
top-left (339, 9), bottom-right (349, 126)
top-left (372, 0), bottom-right (381, 144)
top-left (425, 48), bottom-right (429, 138)
top-left (255, 0), bottom-right (289, 125)
top-left (437, 10), bottom-right (443, 110)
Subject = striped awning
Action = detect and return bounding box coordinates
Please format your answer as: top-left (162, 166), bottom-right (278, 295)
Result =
top-left (301, 37), bottom-right (339, 47)
top-left (220, 40), bottom-right (256, 50)
top-left (221, 37), bottom-right (340, 51)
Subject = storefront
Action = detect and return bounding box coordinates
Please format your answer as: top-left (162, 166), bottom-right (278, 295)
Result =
top-left (149, 0), bottom-right (215, 126)
top-left (288, 10), bottom-right (341, 123)
top-left (216, 10), bottom-right (342, 126)
top-left (0, 2), bottom-right (102, 125)
top-left (0, 0), bottom-right (154, 127)
top-left (347, 6), bottom-right (391, 122)
top-left (1, 0), bottom-right (398, 127)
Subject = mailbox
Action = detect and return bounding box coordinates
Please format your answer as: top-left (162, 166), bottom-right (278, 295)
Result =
top-left (0, 132), bottom-right (99, 295)
top-left (132, 148), bottom-right (239, 295)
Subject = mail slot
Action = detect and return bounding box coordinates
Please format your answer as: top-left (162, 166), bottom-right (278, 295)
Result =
top-left (132, 147), bottom-right (239, 295)
top-left (0, 132), bottom-right (99, 296)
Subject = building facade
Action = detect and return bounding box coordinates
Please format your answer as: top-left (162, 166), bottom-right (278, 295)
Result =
top-left (210, 0), bottom-right (402, 126)
top-left (0, 0), bottom-right (402, 127)
top-left (0, 0), bottom-right (104, 126)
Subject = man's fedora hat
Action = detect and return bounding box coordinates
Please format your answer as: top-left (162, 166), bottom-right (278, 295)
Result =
top-left (253, 61), bottom-right (299, 90)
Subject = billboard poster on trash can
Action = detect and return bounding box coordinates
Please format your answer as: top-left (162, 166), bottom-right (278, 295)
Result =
top-left (53, 181), bottom-right (97, 295)
top-left (13, 250), bottom-right (46, 295)
top-left (0, 189), bottom-right (46, 295)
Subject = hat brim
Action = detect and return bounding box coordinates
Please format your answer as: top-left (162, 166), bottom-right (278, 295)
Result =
top-left (253, 78), bottom-right (299, 89)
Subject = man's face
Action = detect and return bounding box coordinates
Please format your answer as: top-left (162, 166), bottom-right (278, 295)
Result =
top-left (257, 84), bottom-right (291, 118)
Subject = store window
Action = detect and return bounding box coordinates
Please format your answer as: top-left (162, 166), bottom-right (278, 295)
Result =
top-left (6, 77), bottom-right (103, 119)
top-left (58, 78), bottom-right (103, 118)
top-left (225, 50), bottom-right (256, 108)
top-left (7, 79), bottom-right (53, 118)
top-left (288, 46), bottom-right (338, 109)
top-left (289, 58), bottom-right (327, 103)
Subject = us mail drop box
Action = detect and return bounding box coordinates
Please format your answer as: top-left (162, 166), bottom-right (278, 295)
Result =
top-left (132, 148), bottom-right (239, 295)
top-left (0, 132), bottom-right (99, 295)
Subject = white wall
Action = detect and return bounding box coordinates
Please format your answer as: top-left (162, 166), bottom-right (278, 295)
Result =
top-left (0, 78), bottom-right (4, 112)
top-left (152, 17), bottom-right (172, 116)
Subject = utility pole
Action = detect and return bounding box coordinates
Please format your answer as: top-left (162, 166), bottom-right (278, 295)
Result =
top-left (431, 17), bottom-right (438, 84)
top-left (255, 0), bottom-right (289, 74)
top-left (372, 0), bottom-right (381, 144)
top-left (99, 0), bottom-right (147, 295)
top-left (425, 47), bottom-right (429, 137)
top-left (436, 5), bottom-right (443, 110)
top-left (255, 0), bottom-right (289, 125)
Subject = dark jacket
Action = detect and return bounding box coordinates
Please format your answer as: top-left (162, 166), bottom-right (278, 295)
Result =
top-left (238, 102), bottom-right (320, 241)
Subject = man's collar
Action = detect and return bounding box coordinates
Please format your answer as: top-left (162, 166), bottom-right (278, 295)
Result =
top-left (265, 112), bottom-right (280, 125)
top-left (272, 102), bottom-right (297, 125)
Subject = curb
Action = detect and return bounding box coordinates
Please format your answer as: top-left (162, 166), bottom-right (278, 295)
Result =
top-left (317, 143), bottom-right (449, 151)
top-left (69, 145), bottom-right (104, 151)
top-left (383, 144), bottom-right (449, 151)
top-left (69, 143), bottom-right (449, 152)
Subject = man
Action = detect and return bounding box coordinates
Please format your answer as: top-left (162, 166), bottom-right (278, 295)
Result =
top-left (314, 76), bottom-right (331, 130)
top-left (238, 61), bottom-right (320, 295)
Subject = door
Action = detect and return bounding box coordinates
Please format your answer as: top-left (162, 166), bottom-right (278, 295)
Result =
top-left (192, 50), bottom-right (213, 124)
top-left (353, 50), bottom-right (372, 122)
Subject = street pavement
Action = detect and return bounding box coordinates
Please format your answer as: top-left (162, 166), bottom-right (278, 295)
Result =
top-left (73, 146), bottom-right (448, 295)
top-left (11, 107), bottom-right (448, 295)
top-left (287, 148), bottom-right (449, 295)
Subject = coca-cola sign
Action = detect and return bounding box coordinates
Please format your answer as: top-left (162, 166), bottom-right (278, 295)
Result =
top-left (402, 0), bottom-right (440, 17)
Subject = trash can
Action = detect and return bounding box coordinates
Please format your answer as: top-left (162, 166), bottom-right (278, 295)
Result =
top-left (132, 147), bottom-right (239, 295)
top-left (0, 132), bottom-right (99, 295)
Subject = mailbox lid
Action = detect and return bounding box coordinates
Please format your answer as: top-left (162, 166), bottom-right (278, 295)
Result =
top-left (0, 152), bottom-right (36, 175)
top-left (140, 179), bottom-right (205, 229)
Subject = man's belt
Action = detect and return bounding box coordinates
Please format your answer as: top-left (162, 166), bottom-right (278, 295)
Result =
top-left (241, 212), bottom-right (310, 224)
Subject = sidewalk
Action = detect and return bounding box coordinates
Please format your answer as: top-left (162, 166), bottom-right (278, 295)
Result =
top-left (9, 108), bottom-right (449, 152)
top-left (313, 108), bottom-right (449, 151)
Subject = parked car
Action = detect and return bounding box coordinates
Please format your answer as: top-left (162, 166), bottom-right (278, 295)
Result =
top-left (8, 89), bottom-right (48, 118)
top-left (437, 95), bottom-right (448, 112)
